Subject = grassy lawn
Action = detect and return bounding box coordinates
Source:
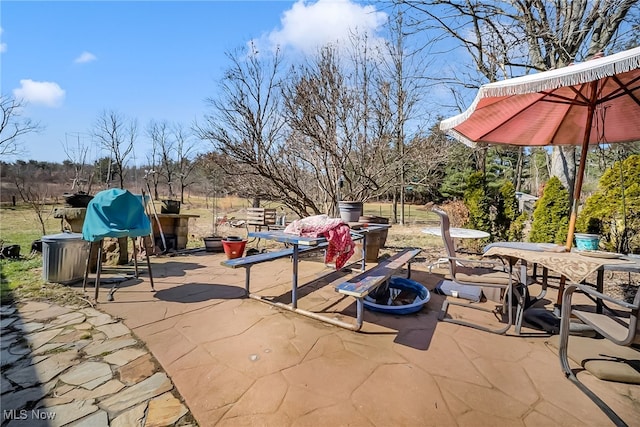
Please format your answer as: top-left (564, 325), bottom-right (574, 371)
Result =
top-left (0, 204), bottom-right (61, 249)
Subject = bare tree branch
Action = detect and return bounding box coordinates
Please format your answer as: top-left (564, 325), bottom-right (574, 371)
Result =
top-left (92, 110), bottom-right (136, 189)
top-left (0, 95), bottom-right (42, 157)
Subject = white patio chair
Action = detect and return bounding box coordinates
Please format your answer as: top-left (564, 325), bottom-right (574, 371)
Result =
top-left (433, 208), bottom-right (527, 334)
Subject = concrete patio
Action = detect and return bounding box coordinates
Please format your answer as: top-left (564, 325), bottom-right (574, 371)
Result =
top-left (89, 250), bottom-right (638, 426)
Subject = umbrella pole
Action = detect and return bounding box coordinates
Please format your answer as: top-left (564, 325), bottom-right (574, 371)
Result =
top-left (564, 142), bottom-right (590, 252)
top-left (559, 82), bottom-right (598, 307)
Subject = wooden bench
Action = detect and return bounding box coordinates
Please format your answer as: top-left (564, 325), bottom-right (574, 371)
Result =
top-left (334, 248), bottom-right (422, 331)
top-left (246, 208), bottom-right (277, 228)
top-left (221, 242), bottom-right (329, 294)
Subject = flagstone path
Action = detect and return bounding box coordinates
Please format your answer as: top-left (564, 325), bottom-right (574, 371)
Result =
top-left (1, 300), bottom-right (194, 426)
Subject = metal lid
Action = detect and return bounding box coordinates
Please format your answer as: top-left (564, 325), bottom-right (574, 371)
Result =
top-left (41, 232), bottom-right (84, 242)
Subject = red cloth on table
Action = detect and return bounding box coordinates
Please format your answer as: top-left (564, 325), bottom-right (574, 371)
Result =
top-left (284, 215), bottom-right (355, 269)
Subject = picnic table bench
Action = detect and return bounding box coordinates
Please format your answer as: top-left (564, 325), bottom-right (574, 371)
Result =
top-left (334, 247), bottom-right (422, 331)
top-left (221, 242), bottom-right (329, 294)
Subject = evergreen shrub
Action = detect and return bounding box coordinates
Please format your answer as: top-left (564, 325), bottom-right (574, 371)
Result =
top-left (577, 154), bottom-right (640, 253)
top-left (529, 176), bottom-right (570, 244)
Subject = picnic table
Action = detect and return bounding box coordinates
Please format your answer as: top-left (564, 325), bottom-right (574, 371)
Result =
top-left (222, 224), bottom-right (421, 330)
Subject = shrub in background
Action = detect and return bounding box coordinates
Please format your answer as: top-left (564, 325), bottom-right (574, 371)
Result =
top-left (509, 212), bottom-right (528, 242)
top-left (494, 181), bottom-right (524, 241)
top-left (529, 176), bottom-right (570, 244)
top-left (577, 154), bottom-right (640, 253)
top-left (463, 171), bottom-right (492, 233)
top-left (440, 199), bottom-right (470, 228)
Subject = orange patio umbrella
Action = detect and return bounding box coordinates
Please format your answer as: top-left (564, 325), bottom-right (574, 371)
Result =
top-left (440, 46), bottom-right (640, 252)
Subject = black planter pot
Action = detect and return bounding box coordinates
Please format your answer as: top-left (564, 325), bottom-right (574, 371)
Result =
top-left (161, 200), bottom-right (181, 214)
top-left (203, 236), bottom-right (223, 252)
top-left (63, 192), bottom-right (94, 208)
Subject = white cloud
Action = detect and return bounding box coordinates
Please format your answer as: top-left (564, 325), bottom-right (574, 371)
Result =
top-left (13, 79), bottom-right (65, 108)
top-left (262, 0), bottom-right (387, 55)
top-left (74, 51), bottom-right (97, 63)
top-left (0, 27), bottom-right (6, 53)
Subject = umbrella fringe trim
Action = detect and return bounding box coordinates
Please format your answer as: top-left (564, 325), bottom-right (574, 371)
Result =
top-left (440, 47), bottom-right (640, 132)
top-left (481, 49), bottom-right (640, 97)
top-left (482, 56), bottom-right (639, 97)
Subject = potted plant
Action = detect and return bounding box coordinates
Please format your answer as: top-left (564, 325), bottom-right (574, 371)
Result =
top-left (575, 218), bottom-right (602, 251)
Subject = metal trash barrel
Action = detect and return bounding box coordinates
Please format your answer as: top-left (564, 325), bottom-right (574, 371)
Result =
top-left (42, 232), bottom-right (89, 283)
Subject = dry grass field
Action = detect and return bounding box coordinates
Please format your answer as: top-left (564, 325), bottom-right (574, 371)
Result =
top-left (0, 196), bottom-right (443, 248)
top-left (0, 196), bottom-right (450, 303)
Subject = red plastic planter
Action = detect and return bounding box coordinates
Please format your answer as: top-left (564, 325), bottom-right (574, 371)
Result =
top-left (222, 240), bottom-right (247, 259)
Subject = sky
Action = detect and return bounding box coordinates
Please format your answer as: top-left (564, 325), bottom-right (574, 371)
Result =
top-left (1, 0), bottom-right (393, 164)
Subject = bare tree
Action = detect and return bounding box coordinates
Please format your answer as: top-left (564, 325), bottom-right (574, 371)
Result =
top-left (173, 123), bottom-right (200, 203)
top-left (199, 34), bottom-right (423, 218)
top-left (399, 0), bottom-right (638, 201)
top-left (284, 41), bottom-right (409, 215)
top-left (405, 124), bottom-right (456, 199)
top-left (145, 142), bottom-right (161, 201)
top-left (146, 120), bottom-right (175, 198)
top-left (13, 171), bottom-right (50, 236)
top-left (1, 95), bottom-right (41, 157)
top-left (196, 43), bottom-right (296, 211)
top-left (63, 132), bottom-right (95, 194)
top-left (376, 8), bottom-right (431, 222)
top-left (93, 110), bottom-right (137, 190)
top-left (283, 46), bottom-right (357, 216)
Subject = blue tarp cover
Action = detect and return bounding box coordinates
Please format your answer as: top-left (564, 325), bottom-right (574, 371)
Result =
top-left (82, 189), bottom-right (151, 242)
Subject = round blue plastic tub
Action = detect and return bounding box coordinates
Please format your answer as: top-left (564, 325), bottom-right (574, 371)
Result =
top-left (363, 277), bottom-right (430, 315)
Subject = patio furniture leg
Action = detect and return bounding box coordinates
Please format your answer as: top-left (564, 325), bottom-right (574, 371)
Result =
top-left (292, 243), bottom-right (299, 309)
top-left (83, 241), bottom-right (94, 293)
top-left (245, 266), bottom-right (252, 295)
top-left (94, 241), bottom-right (103, 301)
top-left (361, 234), bottom-right (366, 271)
top-left (558, 286), bottom-right (628, 427)
top-left (438, 280), bottom-right (514, 335)
top-left (355, 298), bottom-right (364, 331)
top-left (140, 236), bottom-right (155, 291)
top-left (132, 237), bottom-right (139, 278)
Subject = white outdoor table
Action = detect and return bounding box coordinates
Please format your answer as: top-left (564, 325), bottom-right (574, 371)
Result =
top-left (421, 227), bottom-right (490, 239)
top-left (421, 227), bottom-right (490, 271)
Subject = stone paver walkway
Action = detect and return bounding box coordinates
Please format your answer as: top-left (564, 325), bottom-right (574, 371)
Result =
top-left (1, 300), bottom-right (194, 426)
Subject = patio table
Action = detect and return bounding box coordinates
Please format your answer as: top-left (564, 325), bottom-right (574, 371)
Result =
top-left (483, 243), bottom-right (638, 312)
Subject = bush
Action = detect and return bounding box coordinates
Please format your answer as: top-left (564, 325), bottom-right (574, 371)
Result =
top-left (529, 176), bottom-right (570, 244)
top-left (509, 212), bottom-right (528, 242)
top-left (463, 171), bottom-right (492, 233)
top-left (495, 181), bottom-right (523, 241)
top-left (440, 200), bottom-right (469, 228)
top-left (577, 154), bottom-right (640, 253)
